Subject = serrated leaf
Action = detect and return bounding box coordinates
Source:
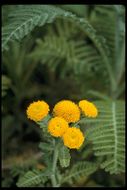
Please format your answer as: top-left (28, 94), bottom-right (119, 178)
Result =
top-left (61, 161), bottom-right (98, 185)
top-left (2, 5), bottom-right (110, 79)
top-left (82, 100), bottom-right (125, 174)
top-left (16, 169), bottom-right (50, 187)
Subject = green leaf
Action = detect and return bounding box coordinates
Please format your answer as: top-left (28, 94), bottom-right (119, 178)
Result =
top-left (58, 146), bottom-right (71, 168)
top-left (37, 114), bottom-right (51, 127)
top-left (81, 100), bottom-right (125, 174)
top-left (2, 5), bottom-right (110, 74)
top-left (2, 5), bottom-right (115, 89)
top-left (90, 5), bottom-right (125, 76)
top-left (37, 115), bottom-right (52, 140)
top-left (61, 161), bottom-right (98, 185)
top-left (16, 169), bottom-right (50, 187)
top-left (30, 36), bottom-right (104, 77)
top-left (87, 90), bottom-right (112, 101)
top-left (39, 142), bottom-right (53, 152)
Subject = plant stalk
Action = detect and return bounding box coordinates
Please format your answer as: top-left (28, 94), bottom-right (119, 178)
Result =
top-left (51, 140), bottom-right (59, 187)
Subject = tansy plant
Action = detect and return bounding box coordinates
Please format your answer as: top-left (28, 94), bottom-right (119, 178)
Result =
top-left (3, 5), bottom-right (125, 187)
top-left (16, 98), bottom-right (125, 187)
top-left (17, 99), bottom-right (99, 187)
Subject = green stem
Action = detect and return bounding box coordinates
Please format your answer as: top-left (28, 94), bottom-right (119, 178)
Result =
top-left (51, 140), bottom-right (59, 187)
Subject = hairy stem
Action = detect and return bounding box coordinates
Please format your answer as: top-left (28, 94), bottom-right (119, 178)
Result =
top-left (51, 140), bottom-right (59, 187)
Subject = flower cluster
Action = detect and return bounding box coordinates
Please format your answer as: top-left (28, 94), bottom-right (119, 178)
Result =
top-left (26, 99), bottom-right (98, 149)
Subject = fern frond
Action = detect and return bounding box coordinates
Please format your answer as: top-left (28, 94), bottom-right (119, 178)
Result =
top-left (46, 19), bottom-right (79, 39)
top-left (2, 5), bottom-right (109, 67)
top-left (81, 101), bottom-right (125, 174)
top-left (16, 169), bottom-right (50, 187)
top-left (60, 161), bottom-right (98, 185)
top-left (29, 36), bottom-right (104, 77)
top-left (2, 5), bottom-right (66, 51)
top-left (90, 5), bottom-right (124, 64)
top-left (2, 5), bottom-right (114, 87)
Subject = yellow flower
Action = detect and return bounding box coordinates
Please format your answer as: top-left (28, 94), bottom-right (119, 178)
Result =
top-left (48, 117), bottom-right (69, 137)
top-left (63, 127), bottom-right (85, 149)
top-left (53, 100), bottom-right (80, 123)
top-left (78, 100), bottom-right (98, 117)
top-left (26, 100), bottom-right (49, 122)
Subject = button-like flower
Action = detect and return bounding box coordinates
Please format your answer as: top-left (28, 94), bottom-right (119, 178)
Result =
top-left (63, 127), bottom-right (85, 149)
top-left (53, 100), bottom-right (80, 123)
top-left (26, 100), bottom-right (49, 122)
top-left (48, 117), bottom-right (69, 137)
top-left (79, 100), bottom-right (98, 118)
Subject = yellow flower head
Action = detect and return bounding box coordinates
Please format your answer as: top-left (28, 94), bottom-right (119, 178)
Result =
top-left (78, 100), bottom-right (98, 118)
top-left (48, 117), bottom-right (69, 137)
top-left (26, 100), bottom-right (49, 122)
top-left (53, 100), bottom-right (80, 123)
top-left (63, 127), bottom-right (85, 149)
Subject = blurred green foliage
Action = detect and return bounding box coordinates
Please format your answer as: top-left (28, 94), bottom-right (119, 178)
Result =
top-left (2, 5), bottom-right (125, 187)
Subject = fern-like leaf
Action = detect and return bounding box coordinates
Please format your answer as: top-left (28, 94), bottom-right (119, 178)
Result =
top-left (90, 5), bottom-right (125, 65)
top-left (2, 5), bottom-right (109, 69)
top-left (2, 5), bottom-right (67, 51)
top-left (29, 37), bottom-right (103, 76)
top-left (2, 5), bottom-right (113, 87)
top-left (60, 161), bottom-right (98, 185)
top-left (16, 169), bottom-right (50, 187)
top-left (80, 101), bottom-right (125, 174)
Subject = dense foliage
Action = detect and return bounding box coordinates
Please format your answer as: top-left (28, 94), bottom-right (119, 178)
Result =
top-left (2, 5), bottom-right (125, 187)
